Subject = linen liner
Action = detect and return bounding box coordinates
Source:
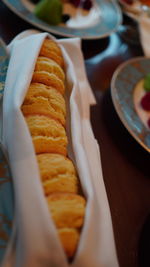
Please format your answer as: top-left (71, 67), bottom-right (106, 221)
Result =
top-left (1, 31), bottom-right (119, 267)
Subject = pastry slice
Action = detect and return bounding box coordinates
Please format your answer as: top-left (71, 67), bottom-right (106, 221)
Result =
top-left (37, 153), bottom-right (78, 194)
top-left (25, 115), bottom-right (67, 155)
top-left (32, 71), bottom-right (65, 95)
top-left (58, 228), bottom-right (80, 258)
top-left (35, 57), bottom-right (65, 81)
top-left (39, 39), bottom-right (64, 68)
top-left (47, 193), bottom-right (86, 228)
top-left (22, 83), bottom-right (66, 126)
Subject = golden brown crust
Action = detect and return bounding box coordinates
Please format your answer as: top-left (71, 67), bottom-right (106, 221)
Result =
top-left (25, 115), bottom-right (68, 155)
top-left (58, 228), bottom-right (80, 258)
top-left (39, 39), bottom-right (64, 68)
top-left (35, 57), bottom-right (65, 81)
top-left (37, 153), bottom-right (76, 181)
top-left (32, 71), bottom-right (65, 95)
top-left (47, 193), bottom-right (86, 228)
top-left (21, 83), bottom-right (66, 126)
top-left (43, 177), bottom-right (78, 195)
top-left (37, 153), bottom-right (78, 194)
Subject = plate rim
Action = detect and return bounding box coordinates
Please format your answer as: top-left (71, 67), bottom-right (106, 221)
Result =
top-left (2, 0), bottom-right (122, 40)
top-left (111, 56), bottom-right (150, 153)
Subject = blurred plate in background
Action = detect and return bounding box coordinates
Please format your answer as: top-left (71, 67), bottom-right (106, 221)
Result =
top-left (111, 57), bottom-right (150, 153)
top-left (2, 0), bottom-right (122, 39)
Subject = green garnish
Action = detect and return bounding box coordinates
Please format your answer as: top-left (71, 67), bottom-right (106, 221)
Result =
top-left (34, 0), bottom-right (63, 26)
top-left (144, 73), bottom-right (150, 92)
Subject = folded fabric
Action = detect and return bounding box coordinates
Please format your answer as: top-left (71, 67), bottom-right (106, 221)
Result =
top-left (1, 30), bottom-right (119, 267)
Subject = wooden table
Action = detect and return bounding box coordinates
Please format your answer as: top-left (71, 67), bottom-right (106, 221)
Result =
top-left (0, 2), bottom-right (150, 266)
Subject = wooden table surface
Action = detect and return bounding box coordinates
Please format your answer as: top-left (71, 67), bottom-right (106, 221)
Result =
top-left (0, 1), bottom-right (150, 267)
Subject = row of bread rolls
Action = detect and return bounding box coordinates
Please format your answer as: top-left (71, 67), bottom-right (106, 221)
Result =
top-left (21, 38), bottom-right (86, 259)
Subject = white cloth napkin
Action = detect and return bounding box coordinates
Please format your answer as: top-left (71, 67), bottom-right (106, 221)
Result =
top-left (138, 12), bottom-right (150, 56)
top-left (1, 31), bottom-right (119, 267)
